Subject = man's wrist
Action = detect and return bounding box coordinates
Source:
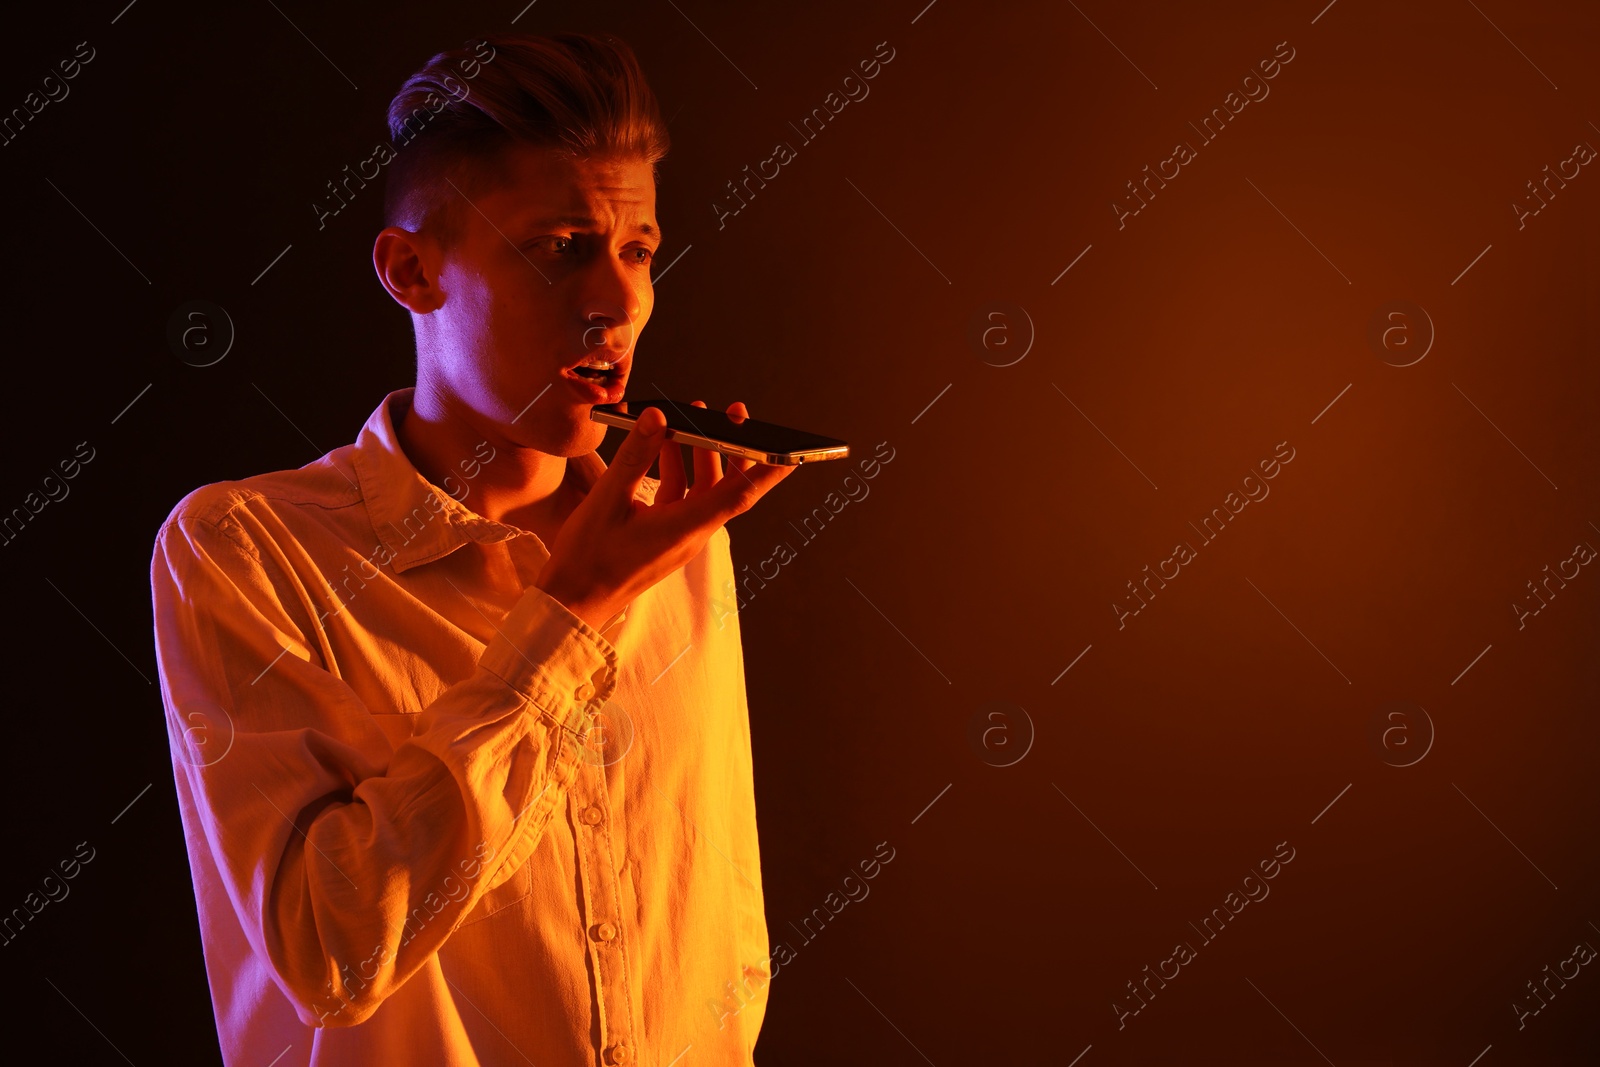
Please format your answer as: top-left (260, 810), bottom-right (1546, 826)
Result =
top-left (532, 576), bottom-right (612, 632)
top-left (477, 586), bottom-right (617, 718)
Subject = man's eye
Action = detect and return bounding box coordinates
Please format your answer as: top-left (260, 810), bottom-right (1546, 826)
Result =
top-left (629, 247), bottom-right (654, 264)
top-left (532, 236), bottom-right (573, 254)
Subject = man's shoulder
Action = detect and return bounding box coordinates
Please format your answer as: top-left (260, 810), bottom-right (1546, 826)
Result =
top-left (157, 447), bottom-right (363, 544)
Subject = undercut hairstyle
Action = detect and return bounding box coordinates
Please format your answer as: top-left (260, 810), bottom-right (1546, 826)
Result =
top-left (381, 31), bottom-right (670, 247)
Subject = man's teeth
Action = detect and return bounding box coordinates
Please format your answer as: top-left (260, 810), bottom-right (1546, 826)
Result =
top-left (572, 360), bottom-right (616, 380)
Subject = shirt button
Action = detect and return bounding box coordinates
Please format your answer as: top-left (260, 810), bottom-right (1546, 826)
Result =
top-left (580, 806), bottom-right (604, 826)
top-left (606, 1046), bottom-right (631, 1064)
top-left (591, 922), bottom-right (617, 942)
top-left (575, 682), bottom-right (596, 702)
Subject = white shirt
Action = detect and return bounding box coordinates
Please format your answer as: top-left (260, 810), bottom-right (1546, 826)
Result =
top-left (151, 388), bottom-right (771, 1066)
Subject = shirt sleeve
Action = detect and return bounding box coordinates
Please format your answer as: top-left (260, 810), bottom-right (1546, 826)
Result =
top-left (151, 494), bottom-right (613, 1028)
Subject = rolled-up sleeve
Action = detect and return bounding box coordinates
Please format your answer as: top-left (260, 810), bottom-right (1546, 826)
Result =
top-left (152, 496), bottom-right (614, 1028)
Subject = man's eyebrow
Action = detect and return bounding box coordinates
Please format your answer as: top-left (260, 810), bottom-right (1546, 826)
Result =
top-left (521, 215), bottom-right (661, 240)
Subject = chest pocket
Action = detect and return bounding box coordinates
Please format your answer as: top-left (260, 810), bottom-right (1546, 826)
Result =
top-left (367, 710), bottom-right (419, 750)
top-left (457, 726), bottom-right (582, 927)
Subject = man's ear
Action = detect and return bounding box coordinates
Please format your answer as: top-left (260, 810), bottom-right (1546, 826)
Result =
top-left (373, 226), bottom-right (445, 313)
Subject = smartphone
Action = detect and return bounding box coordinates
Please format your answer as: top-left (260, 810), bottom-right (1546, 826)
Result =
top-left (590, 399), bottom-right (850, 465)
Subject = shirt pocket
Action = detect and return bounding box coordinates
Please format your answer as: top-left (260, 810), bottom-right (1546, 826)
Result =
top-left (457, 858), bottom-right (535, 925)
top-left (457, 824), bottom-right (575, 927)
top-left (366, 708), bottom-right (420, 750)
top-left (457, 729), bottom-right (581, 927)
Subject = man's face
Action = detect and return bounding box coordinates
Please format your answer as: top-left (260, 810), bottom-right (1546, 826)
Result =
top-left (422, 144), bottom-right (659, 456)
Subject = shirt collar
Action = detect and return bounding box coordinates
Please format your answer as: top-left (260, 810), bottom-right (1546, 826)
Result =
top-left (350, 388), bottom-right (655, 575)
top-left (351, 388), bottom-right (527, 575)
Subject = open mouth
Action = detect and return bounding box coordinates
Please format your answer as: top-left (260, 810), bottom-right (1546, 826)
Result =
top-left (569, 356), bottom-right (622, 382)
top-left (563, 355), bottom-right (627, 403)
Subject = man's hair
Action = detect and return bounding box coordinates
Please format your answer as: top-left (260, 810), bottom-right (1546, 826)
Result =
top-left (382, 31), bottom-right (670, 246)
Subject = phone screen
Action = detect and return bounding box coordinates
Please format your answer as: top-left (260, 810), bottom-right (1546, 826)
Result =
top-left (591, 399), bottom-right (849, 464)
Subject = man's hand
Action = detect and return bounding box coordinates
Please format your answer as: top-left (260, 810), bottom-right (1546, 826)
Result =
top-left (534, 401), bottom-right (794, 630)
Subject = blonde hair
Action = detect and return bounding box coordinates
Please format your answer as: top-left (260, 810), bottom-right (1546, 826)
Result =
top-left (382, 31), bottom-right (670, 243)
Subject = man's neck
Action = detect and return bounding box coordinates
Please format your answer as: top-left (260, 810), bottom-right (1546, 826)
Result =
top-left (397, 385), bottom-right (578, 542)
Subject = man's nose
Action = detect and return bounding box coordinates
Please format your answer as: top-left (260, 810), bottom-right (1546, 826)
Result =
top-left (579, 256), bottom-right (642, 346)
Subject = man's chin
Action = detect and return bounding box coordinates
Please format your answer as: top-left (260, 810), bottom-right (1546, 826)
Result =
top-left (524, 414), bottom-right (609, 458)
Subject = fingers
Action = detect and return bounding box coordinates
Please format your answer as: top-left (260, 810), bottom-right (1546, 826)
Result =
top-left (600, 406), bottom-right (667, 501)
top-left (657, 399), bottom-right (763, 491)
top-left (710, 398), bottom-right (790, 515)
top-left (660, 397), bottom-right (794, 525)
top-left (687, 400), bottom-right (723, 490)
top-left (657, 435), bottom-right (686, 501)
top-left (725, 401), bottom-right (753, 476)
top-left (702, 455), bottom-right (793, 522)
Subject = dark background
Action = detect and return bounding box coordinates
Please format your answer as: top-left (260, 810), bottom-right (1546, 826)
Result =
top-left (2, 0), bottom-right (1597, 1063)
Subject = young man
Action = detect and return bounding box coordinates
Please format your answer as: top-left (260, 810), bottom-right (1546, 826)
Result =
top-left (152, 31), bottom-right (792, 1066)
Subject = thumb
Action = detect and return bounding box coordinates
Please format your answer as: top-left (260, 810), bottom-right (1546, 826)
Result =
top-left (598, 406), bottom-right (667, 498)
